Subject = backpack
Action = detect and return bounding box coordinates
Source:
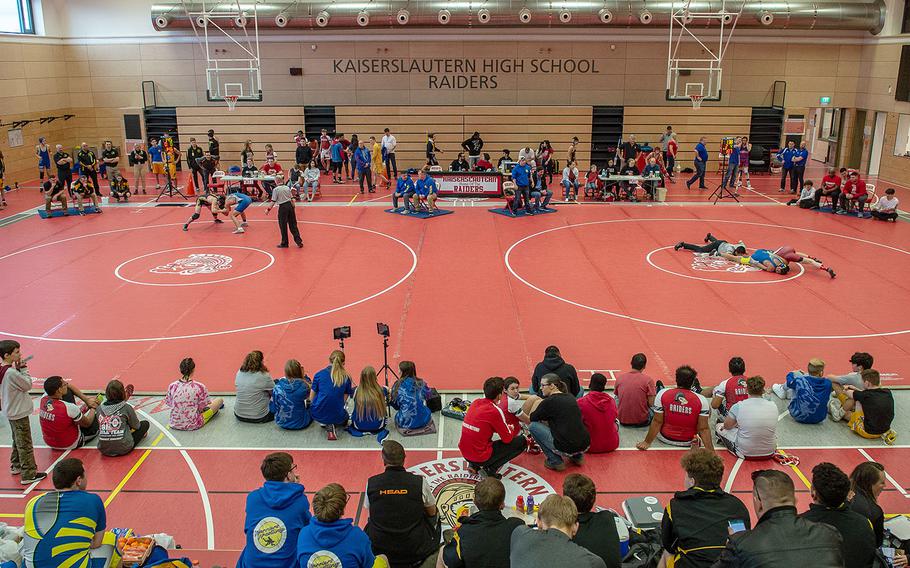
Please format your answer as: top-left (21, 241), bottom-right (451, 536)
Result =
top-left (623, 528), bottom-right (663, 568)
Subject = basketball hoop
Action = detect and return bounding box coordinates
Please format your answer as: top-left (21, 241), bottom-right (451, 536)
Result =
top-left (689, 94), bottom-right (704, 110)
top-left (224, 95), bottom-right (239, 111)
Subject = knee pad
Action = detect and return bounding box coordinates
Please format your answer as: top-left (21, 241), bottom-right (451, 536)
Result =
top-left (191, 213), bottom-right (200, 221)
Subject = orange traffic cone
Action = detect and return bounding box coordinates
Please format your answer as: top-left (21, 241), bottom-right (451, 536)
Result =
top-left (186, 175), bottom-right (196, 196)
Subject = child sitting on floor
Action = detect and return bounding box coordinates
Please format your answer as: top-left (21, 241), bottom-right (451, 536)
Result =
top-left (836, 369), bottom-right (896, 445)
top-left (110, 173), bottom-right (131, 202)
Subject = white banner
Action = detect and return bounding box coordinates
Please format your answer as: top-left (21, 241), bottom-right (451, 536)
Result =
top-left (435, 172), bottom-right (501, 196)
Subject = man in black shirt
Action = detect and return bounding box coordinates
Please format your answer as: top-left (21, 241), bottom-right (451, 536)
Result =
top-left (531, 346), bottom-right (581, 397)
top-left (186, 137), bottom-right (205, 191)
top-left (295, 138), bottom-right (312, 167)
top-left (462, 132), bottom-right (484, 168)
top-left (100, 141), bottom-right (120, 188)
top-left (528, 374), bottom-right (590, 471)
top-left (42, 175), bottom-right (68, 216)
top-left (53, 145), bottom-right (73, 191)
top-left (620, 135), bottom-right (640, 163)
top-left (450, 153), bottom-right (470, 172)
top-left (439, 477), bottom-right (522, 568)
top-left (563, 474), bottom-right (621, 568)
top-left (841, 369), bottom-right (896, 443)
top-left (197, 151), bottom-right (218, 191)
top-left (128, 143), bottom-right (149, 194)
top-left (77, 143), bottom-right (100, 196)
top-left (207, 129), bottom-right (220, 163)
top-left (801, 462), bottom-right (876, 568)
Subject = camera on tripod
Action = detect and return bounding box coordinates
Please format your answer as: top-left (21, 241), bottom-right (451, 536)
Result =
top-left (376, 322), bottom-right (390, 337)
top-left (333, 326), bottom-right (351, 341)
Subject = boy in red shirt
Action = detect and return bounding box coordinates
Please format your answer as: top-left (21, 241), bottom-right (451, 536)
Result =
top-left (838, 171), bottom-right (869, 217)
top-left (709, 357), bottom-right (749, 417)
top-left (615, 353), bottom-right (656, 427)
top-left (577, 373), bottom-right (619, 453)
top-left (459, 377), bottom-right (527, 478)
top-left (39, 376), bottom-right (100, 450)
top-left (637, 365), bottom-right (713, 450)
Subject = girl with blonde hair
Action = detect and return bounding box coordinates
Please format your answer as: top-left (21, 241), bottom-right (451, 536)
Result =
top-left (350, 366), bottom-right (389, 439)
top-left (309, 350), bottom-right (355, 438)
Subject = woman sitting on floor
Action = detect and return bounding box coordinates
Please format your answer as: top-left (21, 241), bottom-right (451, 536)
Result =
top-left (97, 379), bottom-right (149, 457)
top-left (349, 366), bottom-right (389, 441)
top-left (166, 357), bottom-right (224, 431)
top-left (391, 361), bottom-right (434, 434)
top-left (234, 350), bottom-right (275, 423)
top-left (270, 359), bottom-right (312, 430)
top-left (310, 350), bottom-right (355, 439)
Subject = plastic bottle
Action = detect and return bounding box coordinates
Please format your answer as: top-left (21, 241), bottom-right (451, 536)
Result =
top-left (515, 495), bottom-right (524, 513)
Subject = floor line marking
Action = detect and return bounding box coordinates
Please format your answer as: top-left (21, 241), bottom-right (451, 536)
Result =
top-left (22, 449), bottom-right (72, 496)
top-left (104, 432), bottom-right (165, 508)
top-left (347, 193), bottom-right (359, 206)
top-left (437, 393), bottom-right (446, 460)
top-left (139, 410), bottom-right (215, 549)
top-left (857, 448), bottom-right (908, 496)
top-left (777, 409), bottom-right (790, 422)
top-left (724, 457), bottom-right (744, 492)
top-left (778, 450), bottom-right (812, 488)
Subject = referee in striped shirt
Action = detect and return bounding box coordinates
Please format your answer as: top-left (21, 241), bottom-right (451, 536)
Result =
top-left (265, 173), bottom-right (303, 248)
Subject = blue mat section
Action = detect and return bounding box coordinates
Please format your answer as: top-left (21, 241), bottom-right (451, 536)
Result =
top-left (38, 207), bottom-right (100, 218)
top-left (488, 207), bottom-right (558, 218)
top-left (815, 205), bottom-right (868, 218)
top-left (384, 208), bottom-right (453, 219)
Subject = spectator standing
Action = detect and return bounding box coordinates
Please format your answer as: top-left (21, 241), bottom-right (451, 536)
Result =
top-left (771, 358), bottom-right (832, 424)
top-left (97, 379), bottom-right (149, 457)
top-left (185, 138), bottom-right (204, 191)
top-left (350, 366), bottom-right (389, 438)
top-left (426, 133), bottom-right (441, 166)
top-left (238, 452), bottom-right (311, 568)
top-left (531, 345), bottom-right (581, 397)
top-left (234, 350), bottom-right (275, 423)
top-left (659, 126), bottom-right (675, 170)
top-left (295, 135), bottom-right (313, 168)
top-left (128, 142), bottom-right (148, 194)
top-left (77, 142), bottom-right (100, 195)
top-left (510, 156), bottom-right (533, 215)
top-left (462, 131), bottom-right (484, 168)
top-left (20, 459), bottom-right (106, 568)
top-left (38, 376), bottom-right (99, 451)
top-left (816, 167), bottom-right (842, 210)
top-left (391, 361), bottom-right (433, 433)
top-left (715, 376), bottom-right (778, 459)
top-left (355, 140), bottom-right (375, 194)
top-left (0, 340), bottom-right (47, 484)
top-left (801, 462), bottom-right (877, 568)
top-left (712, 470), bottom-right (844, 567)
top-left (686, 137), bottom-right (709, 190)
top-left (636, 365), bottom-right (713, 450)
top-left (207, 129), bottom-right (220, 162)
top-left (659, 450), bottom-right (750, 568)
top-left (737, 137), bottom-right (752, 189)
top-left (309, 350), bottom-right (355, 437)
top-left (459, 377), bottom-right (527, 478)
top-left (371, 136), bottom-right (388, 188)
top-left (721, 136), bottom-right (741, 191)
top-left (838, 170), bottom-right (870, 217)
top-left (270, 359), bottom-right (312, 430)
top-left (53, 144), bottom-right (74, 192)
top-left (529, 374), bottom-right (590, 471)
top-left (510, 495), bottom-right (606, 568)
top-left (329, 136), bottom-right (344, 183)
top-left (577, 373), bottom-right (619, 453)
top-left (197, 151), bottom-right (217, 192)
top-left (563, 474), bottom-right (621, 568)
top-left (614, 353), bottom-right (656, 427)
top-left (792, 140), bottom-right (809, 189)
top-left (667, 133), bottom-right (679, 179)
top-left (382, 127), bottom-right (398, 179)
top-left (365, 440), bottom-right (440, 567)
top-left (166, 357), bottom-right (225, 431)
top-left (776, 140), bottom-right (799, 193)
top-left (710, 357), bottom-right (748, 417)
top-left (871, 187), bottom-right (899, 221)
top-left (298, 483), bottom-right (382, 568)
top-left (620, 135), bottom-right (640, 164)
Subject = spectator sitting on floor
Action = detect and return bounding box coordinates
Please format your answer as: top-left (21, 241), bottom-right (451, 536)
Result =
top-left (529, 375), bottom-right (590, 471)
top-left (715, 375), bottom-right (778, 459)
top-left (800, 462), bottom-right (877, 568)
top-left (710, 356), bottom-right (748, 417)
top-left (872, 187), bottom-right (899, 221)
top-left (659, 449), bottom-right (750, 568)
top-left (816, 167), bottom-right (842, 210)
top-left (531, 345), bottom-right (581, 397)
top-left (298, 483), bottom-right (385, 568)
top-left (97, 379), bottom-right (149, 457)
top-left (637, 365), bottom-right (713, 450)
top-left (365, 440), bottom-right (440, 568)
top-left (391, 360), bottom-right (434, 434)
top-left (712, 469), bottom-right (844, 567)
top-left (787, 180), bottom-right (817, 208)
top-left (614, 353), bottom-right (656, 427)
top-left (563, 474), bottom-right (621, 568)
top-left (350, 366), bottom-right (389, 439)
top-left (838, 171), bottom-right (869, 217)
top-left (475, 153), bottom-right (493, 171)
top-left (270, 359), bottom-right (312, 430)
top-left (234, 350), bottom-right (275, 423)
top-left (577, 373), bottom-right (619, 453)
top-left (20, 458), bottom-right (108, 568)
top-left (832, 369), bottom-right (897, 444)
top-left (828, 351), bottom-right (874, 417)
top-left (510, 495), bottom-right (606, 568)
top-left (166, 357), bottom-right (224, 431)
top-left (450, 153), bottom-right (470, 172)
top-left (309, 350), bottom-right (355, 437)
top-left (39, 376), bottom-right (99, 451)
top-left (437, 477), bottom-right (523, 568)
top-left (460, 377), bottom-right (528, 478)
top-left (238, 452), bottom-right (311, 568)
top-left (500, 376), bottom-right (540, 429)
top-left (771, 358), bottom-right (832, 424)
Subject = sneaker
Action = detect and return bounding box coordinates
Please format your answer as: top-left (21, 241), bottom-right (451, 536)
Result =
top-left (125, 384), bottom-right (135, 400)
top-left (704, 233), bottom-right (714, 243)
top-left (691, 378), bottom-right (702, 394)
top-left (213, 218), bottom-right (224, 223)
top-left (21, 472), bottom-right (47, 485)
top-left (570, 454), bottom-right (585, 466)
top-left (182, 224), bottom-right (188, 231)
top-left (232, 228), bottom-right (245, 234)
top-left (465, 464), bottom-right (480, 476)
top-left (326, 425), bottom-right (337, 441)
top-left (544, 461), bottom-right (567, 472)
top-left (10, 467), bottom-right (21, 476)
top-left (836, 210), bottom-right (848, 215)
top-left (674, 242), bottom-right (684, 251)
top-left (828, 397), bottom-right (845, 421)
top-left (771, 383), bottom-right (789, 399)
top-left (882, 429), bottom-right (897, 445)
top-left (826, 267), bottom-right (836, 279)
top-left (241, 222), bottom-right (248, 227)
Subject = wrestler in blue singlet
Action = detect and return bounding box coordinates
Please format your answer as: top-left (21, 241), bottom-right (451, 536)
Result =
top-left (230, 192), bottom-right (252, 213)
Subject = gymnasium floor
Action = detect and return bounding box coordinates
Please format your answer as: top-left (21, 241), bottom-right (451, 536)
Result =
top-left (1, 162), bottom-right (909, 563)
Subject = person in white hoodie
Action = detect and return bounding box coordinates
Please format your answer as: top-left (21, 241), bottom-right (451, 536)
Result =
top-left (302, 160), bottom-right (321, 202)
top-left (0, 340), bottom-right (47, 484)
top-left (787, 180), bottom-right (818, 208)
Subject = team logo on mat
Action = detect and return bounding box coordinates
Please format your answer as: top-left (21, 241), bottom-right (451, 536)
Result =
top-left (408, 459), bottom-right (554, 529)
top-left (691, 253), bottom-right (759, 273)
top-left (252, 516), bottom-right (287, 553)
top-left (149, 254), bottom-right (233, 276)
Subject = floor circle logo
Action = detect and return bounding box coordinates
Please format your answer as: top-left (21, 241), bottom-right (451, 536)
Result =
top-left (690, 253), bottom-right (760, 273)
top-left (149, 253), bottom-right (233, 276)
top-left (408, 458), bottom-right (554, 529)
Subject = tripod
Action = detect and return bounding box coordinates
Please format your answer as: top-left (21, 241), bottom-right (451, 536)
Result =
top-left (377, 334), bottom-right (399, 415)
top-left (155, 145), bottom-right (188, 202)
top-left (708, 182), bottom-right (740, 204)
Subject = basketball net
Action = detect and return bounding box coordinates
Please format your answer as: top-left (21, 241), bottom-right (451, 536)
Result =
top-left (689, 94), bottom-right (704, 110)
top-left (225, 95), bottom-right (239, 111)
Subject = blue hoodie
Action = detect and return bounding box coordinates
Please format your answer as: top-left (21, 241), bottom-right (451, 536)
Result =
top-left (785, 371), bottom-right (832, 424)
top-left (310, 365), bottom-right (355, 425)
top-left (393, 377), bottom-right (432, 431)
top-left (297, 518), bottom-right (375, 568)
top-left (238, 481), bottom-right (312, 568)
top-left (270, 377), bottom-right (313, 430)
top-left (511, 163), bottom-right (531, 187)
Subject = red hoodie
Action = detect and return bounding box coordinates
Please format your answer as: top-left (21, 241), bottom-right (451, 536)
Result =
top-left (577, 391), bottom-right (619, 453)
top-left (459, 398), bottom-right (517, 463)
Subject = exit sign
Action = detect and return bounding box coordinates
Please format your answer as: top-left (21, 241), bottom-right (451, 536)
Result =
top-left (820, 96), bottom-right (831, 105)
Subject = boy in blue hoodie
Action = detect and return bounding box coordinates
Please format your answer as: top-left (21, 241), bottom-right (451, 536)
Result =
top-left (771, 358), bottom-right (832, 424)
top-left (238, 452), bottom-right (311, 568)
top-left (330, 137), bottom-right (344, 184)
top-left (298, 483), bottom-right (384, 568)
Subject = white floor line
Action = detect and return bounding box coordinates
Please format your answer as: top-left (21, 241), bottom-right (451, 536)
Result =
top-left (437, 394), bottom-right (446, 460)
top-left (777, 409), bottom-right (790, 422)
top-left (21, 448), bottom-right (73, 496)
top-left (139, 410), bottom-right (216, 549)
top-left (724, 457), bottom-right (744, 493)
top-left (743, 186), bottom-right (786, 205)
top-left (857, 448), bottom-right (908, 496)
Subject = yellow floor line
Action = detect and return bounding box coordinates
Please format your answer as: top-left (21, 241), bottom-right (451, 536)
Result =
top-left (777, 450), bottom-right (812, 488)
top-left (348, 193), bottom-right (359, 206)
top-left (0, 514), bottom-right (24, 518)
top-left (104, 432), bottom-right (165, 508)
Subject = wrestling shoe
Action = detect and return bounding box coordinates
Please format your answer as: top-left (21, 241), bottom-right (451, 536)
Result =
top-left (674, 242), bottom-right (684, 251)
top-left (704, 233), bottom-right (714, 243)
top-left (213, 218), bottom-right (223, 223)
top-left (828, 397), bottom-right (845, 422)
top-left (232, 228), bottom-right (245, 234)
top-left (771, 383), bottom-right (789, 399)
top-left (882, 429), bottom-right (897, 445)
top-left (326, 424), bottom-right (337, 441)
top-left (826, 267), bottom-right (836, 279)
top-left (241, 222), bottom-right (248, 227)
top-left (182, 224), bottom-right (188, 231)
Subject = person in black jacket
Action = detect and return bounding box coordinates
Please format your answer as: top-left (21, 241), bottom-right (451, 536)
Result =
top-left (711, 469), bottom-right (843, 568)
top-left (450, 153), bottom-right (470, 172)
top-left (438, 477), bottom-right (522, 568)
top-left (661, 449), bottom-right (750, 568)
top-left (563, 474), bottom-right (621, 568)
top-left (462, 132), bottom-right (484, 168)
top-left (801, 462), bottom-right (876, 568)
top-left (528, 375), bottom-right (590, 472)
top-left (848, 461), bottom-right (887, 545)
top-left (531, 346), bottom-right (581, 397)
top-left (295, 137), bottom-right (313, 167)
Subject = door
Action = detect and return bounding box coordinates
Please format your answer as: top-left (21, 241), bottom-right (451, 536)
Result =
top-left (847, 110), bottom-right (866, 170)
top-left (868, 111), bottom-right (887, 177)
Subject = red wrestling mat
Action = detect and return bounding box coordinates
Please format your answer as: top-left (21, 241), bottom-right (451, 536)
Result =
top-left (2, 202), bottom-right (910, 391)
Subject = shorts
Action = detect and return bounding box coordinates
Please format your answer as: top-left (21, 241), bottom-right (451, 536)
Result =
top-left (774, 246), bottom-right (803, 263)
top-left (234, 201), bottom-right (250, 214)
top-left (38, 157), bottom-right (51, 169)
top-left (331, 161), bottom-right (342, 173)
top-left (151, 162), bottom-right (165, 175)
top-left (848, 411), bottom-right (885, 439)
